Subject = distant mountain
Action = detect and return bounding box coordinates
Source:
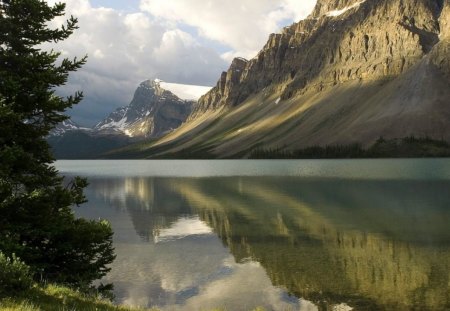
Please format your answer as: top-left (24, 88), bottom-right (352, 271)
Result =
top-left (49, 80), bottom-right (212, 158)
top-left (50, 119), bottom-right (89, 137)
top-left (116, 0), bottom-right (450, 158)
top-left (94, 79), bottom-right (205, 139)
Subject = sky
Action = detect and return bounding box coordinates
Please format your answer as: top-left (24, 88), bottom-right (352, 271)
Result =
top-left (44, 0), bottom-right (317, 126)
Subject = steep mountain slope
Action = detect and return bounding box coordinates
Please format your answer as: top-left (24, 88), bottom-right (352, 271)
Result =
top-left (126, 0), bottom-right (450, 158)
top-left (95, 80), bottom-right (196, 139)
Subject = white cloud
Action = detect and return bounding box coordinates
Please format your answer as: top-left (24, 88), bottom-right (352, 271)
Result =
top-left (44, 0), bottom-right (228, 126)
top-left (178, 258), bottom-right (308, 311)
top-left (42, 0), bottom-right (317, 126)
top-left (153, 216), bottom-right (213, 243)
top-left (284, 0), bottom-right (319, 21)
top-left (93, 49), bottom-right (105, 59)
top-left (140, 0), bottom-right (317, 60)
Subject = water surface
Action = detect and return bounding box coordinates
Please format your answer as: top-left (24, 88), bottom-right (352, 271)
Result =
top-left (56, 160), bottom-right (450, 311)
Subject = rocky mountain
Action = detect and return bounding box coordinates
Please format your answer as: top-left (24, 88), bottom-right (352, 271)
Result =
top-left (95, 80), bottom-right (197, 139)
top-left (49, 80), bottom-right (211, 158)
top-left (49, 119), bottom-right (87, 137)
top-left (124, 0), bottom-right (450, 158)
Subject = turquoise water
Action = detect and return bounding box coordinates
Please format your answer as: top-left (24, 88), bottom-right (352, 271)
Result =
top-left (56, 160), bottom-right (450, 311)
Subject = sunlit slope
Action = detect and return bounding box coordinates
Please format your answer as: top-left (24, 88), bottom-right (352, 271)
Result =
top-left (108, 0), bottom-right (450, 159)
top-left (113, 58), bottom-right (450, 158)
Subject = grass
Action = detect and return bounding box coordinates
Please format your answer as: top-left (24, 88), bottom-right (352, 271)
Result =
top-left (0, 284), bottom-right (154, 311)
top-left (0, 284), bottom-right (269, 311)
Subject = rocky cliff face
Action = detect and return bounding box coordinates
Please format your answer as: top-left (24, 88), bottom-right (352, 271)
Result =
top-left (111, 0), bottom-right (450, 158)
top-left (431, 0), bottom-right (450, 79)
top-left (195, 0), bottom-right (446, 113)
top-left (191, 58), bottom-right (248, 118)
top-left (95, 80), bottom-right (193, 138)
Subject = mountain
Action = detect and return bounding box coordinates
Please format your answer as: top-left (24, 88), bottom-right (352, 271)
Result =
top-left (49, 80), bottom-right (211, 158)
top-left (94, 80), bottom-right (208, 139)
top-left (117, 0), bottom-right (450, 158)
top-left (49, 119), bottom-right (88, 137)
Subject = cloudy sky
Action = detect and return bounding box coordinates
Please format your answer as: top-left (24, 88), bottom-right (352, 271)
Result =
top-left (46, 0), bottom-right (317, 126)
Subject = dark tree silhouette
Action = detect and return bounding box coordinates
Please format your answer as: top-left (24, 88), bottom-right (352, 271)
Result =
top-left (0, 0), bottom-right (115, 290)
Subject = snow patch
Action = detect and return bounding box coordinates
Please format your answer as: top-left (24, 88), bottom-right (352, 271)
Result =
top-left (275, 97), bottom-right (281, 105)
top-left (124, 129), bottom-right (133, 137)
top-left (98, 116), bottom-right (128, 132)
top-left (325, 0), bottom-right (366, 17)
top-left (160, 81), bottom-right (212, 101)
top-left (50, 119), bottom-right (92, 136)
top-left (153, 79), bottom-right (212, 101)
top-left (61, 120), bottom-right (79, 130)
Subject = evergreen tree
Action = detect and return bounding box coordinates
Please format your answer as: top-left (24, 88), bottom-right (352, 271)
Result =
top-left (0, 0), bottom-right (115, 289)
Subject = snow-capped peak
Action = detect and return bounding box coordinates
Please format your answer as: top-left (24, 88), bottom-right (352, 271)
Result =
top-left (153, 79), bottom-right (212, 101)
top-left (94, 79), bottom-right (200, 139)
top-left (325, 0), bottom-right (366, 17)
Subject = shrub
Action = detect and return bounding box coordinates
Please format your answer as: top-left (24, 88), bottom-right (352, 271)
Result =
top-left (0, 252), bottom-right (33, 295)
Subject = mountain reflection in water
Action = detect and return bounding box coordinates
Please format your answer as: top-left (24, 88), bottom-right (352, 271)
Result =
top-left (77, 176), bottom-right (450, 311)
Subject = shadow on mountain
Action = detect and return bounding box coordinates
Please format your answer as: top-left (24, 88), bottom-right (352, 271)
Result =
top-left (48, 131), bottom-right (131, 159)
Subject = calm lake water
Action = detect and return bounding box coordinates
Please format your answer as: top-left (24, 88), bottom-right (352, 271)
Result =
top-left (55, 160), bottom-right (450, 311)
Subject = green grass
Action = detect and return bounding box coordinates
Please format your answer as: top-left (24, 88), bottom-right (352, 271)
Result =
top-left (0, 284), bottom-right (154, 311)
top-left (0, 284), bottom-right (269, 311)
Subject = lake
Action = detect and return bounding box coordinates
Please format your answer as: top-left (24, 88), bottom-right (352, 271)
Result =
top-left (55, 160), bottom-right (450, 311)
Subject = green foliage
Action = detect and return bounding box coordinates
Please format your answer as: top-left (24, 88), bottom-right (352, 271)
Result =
top-left (0, 0), bottom-right (115, 291)
top-left (0, 283), bottom-right (153, 311)
top-left (249, 137), bottom-right (450, 159)
top-left (0, 280), bottom-right (264, 311)
top-left (250, 143), bottom-right (366, 159)
top-left (0, 253), bottom-right (33, 296)
top-left (367, 136), bottom-right (450, 158)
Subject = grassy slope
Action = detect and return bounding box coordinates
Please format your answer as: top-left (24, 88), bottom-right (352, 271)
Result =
top-left (0, 284), bottom-right (152, 311)
top-left (0, 284), bottom-right (266, 311)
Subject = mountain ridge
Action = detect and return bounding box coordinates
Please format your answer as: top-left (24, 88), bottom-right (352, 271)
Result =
top-left (195, 0), bottom-right (445, 114)
top-left (117, 0), bottom-right (449, 158)
top-left (50, 119), bottom-right (89, 137)
top-left (49, 79), bottom-right (211, 158)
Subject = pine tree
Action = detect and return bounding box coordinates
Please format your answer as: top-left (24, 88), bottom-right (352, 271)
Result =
top-left (0, 0), bottom-right (115, 290)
